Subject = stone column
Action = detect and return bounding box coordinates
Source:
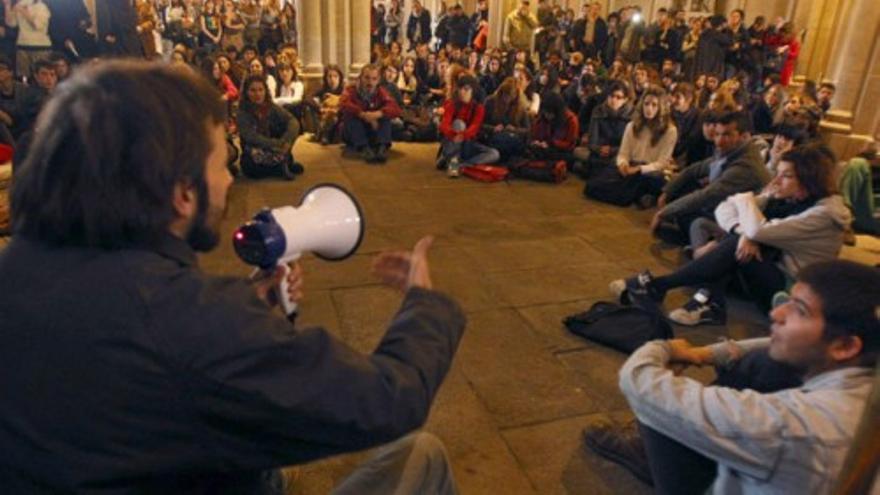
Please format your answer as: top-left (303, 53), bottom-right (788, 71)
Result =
top-left (297, 0), bottom-right (324, 75)
top-left (822, 0), bottom-right (880, 121)
top-left (350, 0), bottom-right (372, 75)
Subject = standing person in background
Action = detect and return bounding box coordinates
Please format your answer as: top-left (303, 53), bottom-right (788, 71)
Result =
top-left (199, 0), bottom-right (223, 53)
top-left (135, 0), bottom-right (158, 60)
top-left (3, 0), bottom-right (52, 80)
top-left (681, 16), bottom-right (701, 80)
top-left (407, 0), bottom-right (432, 51)
top-left (280, 0), bottom-right (296, 46)
top-left (384, 0), bottom-right (402, 47)
top-left (503, 0), bottom-right (537, 53)
top-left (240, 0), bottom-right (261, 50)
top-left (258, 0), bottom-right (281, 55)
top-left (222, 0), bottom-right (245, 52)
top-left (44, 0), bottom-right (96, 61)
top-left (725, 9), bottom-right (747, 79)
top-left (571, 2), bottom-right (607, 61)
top-left (468, 0), bottom-right (488, 48)
top-left (95, 0), bottom-right (143, 57)
top-left (694, 14), bottom-right (731, 81)
top-left (444, 4), bottom-right (470, 52)
top-left (765, 21), bottom-right (800, 87)
top-left (745, 16), bottom-right (768, 91)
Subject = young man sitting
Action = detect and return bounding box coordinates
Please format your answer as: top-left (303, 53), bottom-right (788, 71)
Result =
top-left (651, 111), bottom-right (770, 245)
top-left (339, 64), bottom-right (402, 164)
top-left (584, 259), bottom-right (879, 494)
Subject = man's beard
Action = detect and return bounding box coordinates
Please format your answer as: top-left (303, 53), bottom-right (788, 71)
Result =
top-left (186, 183), bottom-right (227, 252)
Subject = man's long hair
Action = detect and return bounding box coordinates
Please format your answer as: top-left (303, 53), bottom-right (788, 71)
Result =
top-left (11, 61), bottom-right (226, 249)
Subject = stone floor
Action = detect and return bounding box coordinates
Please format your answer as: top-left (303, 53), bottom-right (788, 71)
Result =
top-left (199, 139), bottom-right (779, 495)
top-left (0, 139), bottom-right (876, 493)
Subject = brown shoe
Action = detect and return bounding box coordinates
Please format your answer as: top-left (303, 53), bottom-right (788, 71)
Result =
top-left (582, 416), bottom-right (653, 485)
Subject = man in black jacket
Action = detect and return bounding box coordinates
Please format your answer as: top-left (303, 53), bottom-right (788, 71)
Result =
top-left (444, 3), bottom-right (471, 50)
top-left (570, 2), bottom-right (608, 60)
top-left (95, 0), bottom-right (142, 57)
top-left (44, 0), bottom-right (97, 59)
top-left (406, 0), bottom-right (432, 50)
top-left (0, 61), bottom-right (465, 494)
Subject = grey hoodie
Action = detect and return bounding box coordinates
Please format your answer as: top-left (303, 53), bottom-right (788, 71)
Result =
top-left (715, 192), bottom-right (853, 277)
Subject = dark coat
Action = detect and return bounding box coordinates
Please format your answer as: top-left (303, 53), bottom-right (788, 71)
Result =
top-left (587, 101), bottom-right (633, 154)
top-left (95, 0), bottom-right (143, 57)
top-left (663, 140), bottom-right (771, 218)
top-left (570, 16), bottom-right (608, 58)
top-left (694, 28), bottom-right (732, 78)
top-left (672, 107), bottom-right (702, 160)
top-left (0, 235), bottom-right (465, 492)
top-left (44, 0), bottom-right (97, 58)
top-left (406, 9), bottom-right (432, 45)
top-left (444, 13), bottom-right (471, 49)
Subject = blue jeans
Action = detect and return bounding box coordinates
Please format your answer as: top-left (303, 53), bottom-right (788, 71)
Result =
top-left (344, 117), bottom-right (392, 149)
top-left (440, 139), bottom-right (500, 165)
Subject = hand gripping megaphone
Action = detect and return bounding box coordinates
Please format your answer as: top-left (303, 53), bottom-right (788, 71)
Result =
top-left (233, 184), bottom-right (365, 317)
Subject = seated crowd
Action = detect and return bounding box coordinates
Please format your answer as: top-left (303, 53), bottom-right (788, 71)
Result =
top-left (0, 1), bottom-right (877, 494)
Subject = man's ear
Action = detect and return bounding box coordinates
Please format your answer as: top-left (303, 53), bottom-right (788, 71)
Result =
top-left (828, 335), bottom-right (863, 363)
top-left (171, 181), bottom-right (197, 220)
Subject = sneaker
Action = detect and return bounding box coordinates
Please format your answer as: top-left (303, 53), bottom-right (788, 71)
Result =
top-left (636, 194), bottom-right (657, 210)
top-left (582, 416), bottom-right (653, 485)
top-left (288, 161), bottom-right (305, 175)
top-left (667, 289), bottom-right (726, 326)
top-left (281, 161), bottom-right (298, 181)
top-left (610, 270), bottom-right (662, 307)
top-left (361, 147), bottom-right (377, 163)
top-left (374, 145), bottom-right (388, 164)
top-left (447, 158), bottom-right (461, 178)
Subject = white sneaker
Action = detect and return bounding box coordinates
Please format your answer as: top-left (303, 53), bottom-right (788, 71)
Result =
top-left (447, 158), bottom-right (461, 178)
top-left (609, 279), bottom-right (626, 299)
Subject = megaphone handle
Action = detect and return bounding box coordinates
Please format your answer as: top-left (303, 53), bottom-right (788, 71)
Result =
top-left (276, 263), bottom-right (299, 320)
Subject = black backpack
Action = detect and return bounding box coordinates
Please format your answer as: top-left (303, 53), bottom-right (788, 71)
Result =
top-left (563, 301), bottom-right (674, 354)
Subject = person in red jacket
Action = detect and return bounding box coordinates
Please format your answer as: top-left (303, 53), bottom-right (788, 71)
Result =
top-left (339, 64), bottom-right (402, 163)
top-left (437, 75), bottom-right (500, 178)
top-left (528, 91), bottom-right (579, 163)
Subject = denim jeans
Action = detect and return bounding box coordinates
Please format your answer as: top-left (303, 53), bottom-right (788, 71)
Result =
top-left (440, 139), bottom-right (500, 165)
top-left (344, 117), bottom-right (392, 149)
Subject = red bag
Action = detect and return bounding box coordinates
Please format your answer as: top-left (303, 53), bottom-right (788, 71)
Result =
top-left (510, 160), bottom-right (567, 183)
top-left (460, 164), bottom-right (509, 182)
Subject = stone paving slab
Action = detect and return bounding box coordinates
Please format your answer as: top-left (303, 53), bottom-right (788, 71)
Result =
top-left (501, 411), bottom-right (652, 495)
top-left (455, 309), bottom-right (599, 428)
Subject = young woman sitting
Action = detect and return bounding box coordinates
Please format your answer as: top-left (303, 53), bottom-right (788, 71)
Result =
top-left (585, 85), bottom-right (678, 208)
top-left (273, 62), bottom-right (304, 121)
top-left (480, 77), bottom-right (530, 163)
top-left (610, 144), bottom-right (852, 326)
top-left (527, 91), bottom-right (579, 163)
top-left (437, 75), bottom-right (500, 178)
top-left (304, 64), bottom-right (345, 145)
top-left (237, 76), bottom-right (304, 180)
top-left (578, 78), bottom-right (633, 178)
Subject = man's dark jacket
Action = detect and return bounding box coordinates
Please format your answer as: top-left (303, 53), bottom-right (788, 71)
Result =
top-left (406, 9), bottom-right (432, 45)
top-left (662, 139), bottom-right (771, 218)
top-left (0, 235), bottom-right (466, 492)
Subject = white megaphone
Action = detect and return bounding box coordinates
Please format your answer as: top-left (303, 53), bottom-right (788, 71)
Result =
top-left (233, 184), bottom-right (365, 318)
